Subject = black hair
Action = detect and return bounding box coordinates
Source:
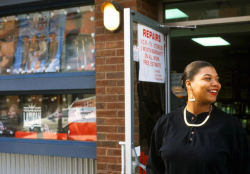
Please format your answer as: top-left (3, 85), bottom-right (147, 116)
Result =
top-left (180, 60), bottom-right (214, 90)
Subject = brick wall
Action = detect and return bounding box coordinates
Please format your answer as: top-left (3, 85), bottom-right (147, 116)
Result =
top-left (95, 0), bottom-right (158, 173)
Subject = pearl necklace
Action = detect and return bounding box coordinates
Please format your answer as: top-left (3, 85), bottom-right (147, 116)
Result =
top-left (184, 106), bottom-right (212, 127)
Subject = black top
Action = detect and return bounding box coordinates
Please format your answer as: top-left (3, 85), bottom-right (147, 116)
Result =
top-left (146, 105), bottom-right (250, 174)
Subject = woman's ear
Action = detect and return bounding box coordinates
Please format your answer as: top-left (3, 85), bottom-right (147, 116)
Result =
top-left (185, 80), bottom-right (192, 90)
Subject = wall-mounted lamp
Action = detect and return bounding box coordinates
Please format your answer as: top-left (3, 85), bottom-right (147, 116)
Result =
top-left (101, 1), bottom-right (123, 33)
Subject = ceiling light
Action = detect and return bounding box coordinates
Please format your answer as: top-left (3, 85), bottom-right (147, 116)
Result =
top-left (165, 8), bottom-right (188, 19)
top-left (191, 37), bottom-right (230, 46)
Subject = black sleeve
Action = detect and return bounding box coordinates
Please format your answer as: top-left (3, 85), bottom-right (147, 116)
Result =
top-left (231, 120), bottom-right (250, 174)
top-left (146, 117), bottom-right (165, 174)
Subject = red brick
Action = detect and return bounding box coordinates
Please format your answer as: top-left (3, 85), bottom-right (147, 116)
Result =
top-left (117, 49), bottom-right (124, 56)
top-left (106, 41), bottom-right (124, 49)
top-left (117, 110), bottom-right (125, 117)
top-left (97, 133), bottom-right (107, 140)
top-left (96, 27), bottom-right (104, 34)
top-left (119, 0), bottom-right (137, 8)
top-left (117, 80), bottom-right (124, 86)
top-left (106, 118), bottom-right (125, 125)
top-left (96, 95), bottom-right (117, 102)
top-left (97, 163), bottom-right (107, 170)
top-left (117, 126), bottom-right (125, 133)
top-left (97, 110), bottom-right (116, 117)
top-left (95, 20), bottom-right (104, 27)
top-left (97, 117), bottom-right (106, 124)
top-left (97, 141), bottom-right (118, 148)
top-left (96, 72), bottom-right (105, 79)
top-left (96, 57), bottom-right (105, 64)
top-left (107, 149), bottom-right (121, 156)
top-left (96, 80), bottom-right (116, 86)
top-left (106, 103), bottom-right (125, 109)
top-left (107, 133), bottom-right (125, 141)
top-left (116, 33), bottom-right (124, 40)
top-left (106, 57), bottom-right (124, 64)
top-left (96, 87), bottom-right (105, 94)
top-left (117, 64), bottom-right (124, 71)
top-left (96, 103), bottom-right (106, 109)
top-left (108, 164), bottom-right (121, 171)
top-left (95, 11), bottom-right (103, 20)
top-left (96, 42), bottom-right (105, 49)
top-left (96, 34), bottom-right (116, 42)
top-left (106, 87), bottom-right (124, 94)
top-left (117, 95), bottom-right (124, 102)
top-left (97, 148), bottom-right (107, 156)
top-left (97, 156), bottom-right (119, 163)
top-left (97, 125), bottom-right (117, 132)
top-left (106, 72), bottom-right (124, 79)
top-left (134, 133), bottom-right (139, 141)
top-left (141, 2), bottom-right (151, 12)
top-left (96, 50), bottom-right (116, 57)
top-left (95, 4), bottom-right (101, 12)
top-left (96, 65), bottom-right (117, 72)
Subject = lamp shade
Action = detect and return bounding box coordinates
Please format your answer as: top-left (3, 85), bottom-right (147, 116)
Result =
top-left (101, 2), bottom-right (123, 33)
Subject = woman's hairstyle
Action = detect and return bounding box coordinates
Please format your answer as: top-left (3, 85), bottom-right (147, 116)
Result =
top-left (180, 60), bottom-right (214, 90)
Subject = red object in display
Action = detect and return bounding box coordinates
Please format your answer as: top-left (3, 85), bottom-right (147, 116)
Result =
top-left (140, 151), bottom-right (148, 174)
top-left (15, 131), bottom-right (37, 139)
top-left (68, 122), bottom-right (96, 141)
top-left (43, 132), bottom-right (67, 140)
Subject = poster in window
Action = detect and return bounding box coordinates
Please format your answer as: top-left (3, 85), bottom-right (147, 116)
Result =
top-left (61, 9), bottom-right (95, 71)
top-left (13, 12), bottom-right (66, 74)
top-left (0, 19), bottom-right (19, 75)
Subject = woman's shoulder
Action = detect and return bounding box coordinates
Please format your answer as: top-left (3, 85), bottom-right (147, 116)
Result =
top-left (157, 106), bottom-right (184, 125)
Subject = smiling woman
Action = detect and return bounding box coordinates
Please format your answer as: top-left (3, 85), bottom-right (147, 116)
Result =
top-left (146, 61), bottom-right (250, 174)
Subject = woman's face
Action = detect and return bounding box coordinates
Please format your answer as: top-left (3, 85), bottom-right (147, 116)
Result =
top-left (8, 107), bottom-right (17, 118)
top-left (188, 66), bottom-right (221, 104)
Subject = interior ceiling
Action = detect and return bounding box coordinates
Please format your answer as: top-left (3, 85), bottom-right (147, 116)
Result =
top-left (171, 22), bottom-right (250, 51)
top-left (170, 22), bottom-right (250, 73)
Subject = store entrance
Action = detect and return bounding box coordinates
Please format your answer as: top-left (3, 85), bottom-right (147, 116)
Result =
top-left (170, 22), bottom-right (250, 140)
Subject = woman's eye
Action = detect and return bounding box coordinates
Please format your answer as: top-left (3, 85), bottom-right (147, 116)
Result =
top-left (205, 77), bottom-right (211, 80)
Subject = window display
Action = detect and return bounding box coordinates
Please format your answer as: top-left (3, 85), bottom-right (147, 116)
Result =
top-left (0, 94), bottom-right (96, 141)
top-left (0, 6), bottom-right (95, 75)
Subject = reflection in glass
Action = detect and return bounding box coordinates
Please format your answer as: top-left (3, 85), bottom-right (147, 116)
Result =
top-left (0, 5), bottom-right (95, 76)
top-left (0, 94), bottom-right (96, 141)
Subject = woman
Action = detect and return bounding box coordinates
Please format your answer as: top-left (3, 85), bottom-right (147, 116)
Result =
top-left (146, 61), bottom-right (250, 174)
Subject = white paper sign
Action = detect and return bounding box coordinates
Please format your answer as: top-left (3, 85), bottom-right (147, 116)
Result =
top-left (138, 24), bottom-right (165, 83)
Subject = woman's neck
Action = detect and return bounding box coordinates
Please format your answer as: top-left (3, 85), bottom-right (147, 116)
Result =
top-left (186, 102), bottom-right (211, 117)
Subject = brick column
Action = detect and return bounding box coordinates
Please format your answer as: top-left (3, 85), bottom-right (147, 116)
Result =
top-left (95, 0), bottom-right (158, 173)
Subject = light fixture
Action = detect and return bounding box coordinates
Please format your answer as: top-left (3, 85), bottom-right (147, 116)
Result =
top-left (192, 37), bottom-right (230, 46)
top-left (15, 16), bottom-right (18, 21)
top-left (90, 7), bottom-right (94, 12)
top-left (27, 14), bottom-right (30, 19)
top-left (64, 9), bottom-right (67, 15)
top-left (165, 8), bottom-right (188, 19)
top-left (39, 13), bottom-right (42, 18)
top-left (101, 1), bottom-right (123, 33)
top-left (77, 7), bottom-right (80, 13)
top-left (3, 17), bottom-right (7, 22)
top-left (90, 17), bottom-right (95, 21)
top-left (51, 10), bottom-right (55, 17)
top-left (81, 65), bottom-right (85, 70)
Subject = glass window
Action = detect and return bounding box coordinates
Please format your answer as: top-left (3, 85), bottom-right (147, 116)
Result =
top-left (0, 5), bottom-right (95, 75)
top-left (0, 93), bottom-right (96, 141)
top-left (164, 0), bottom-right (250, 23)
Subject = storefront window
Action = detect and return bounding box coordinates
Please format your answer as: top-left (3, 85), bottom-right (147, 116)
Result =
top-left (0, 5), bottom-right (95, 75)
top-left (164, 0), bottom-right (250, 23)
top-left (0, 94), bottom-right (96, 141)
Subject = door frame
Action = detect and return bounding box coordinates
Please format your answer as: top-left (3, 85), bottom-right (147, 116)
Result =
top-left (124, 8), bottom-right (169, 173)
